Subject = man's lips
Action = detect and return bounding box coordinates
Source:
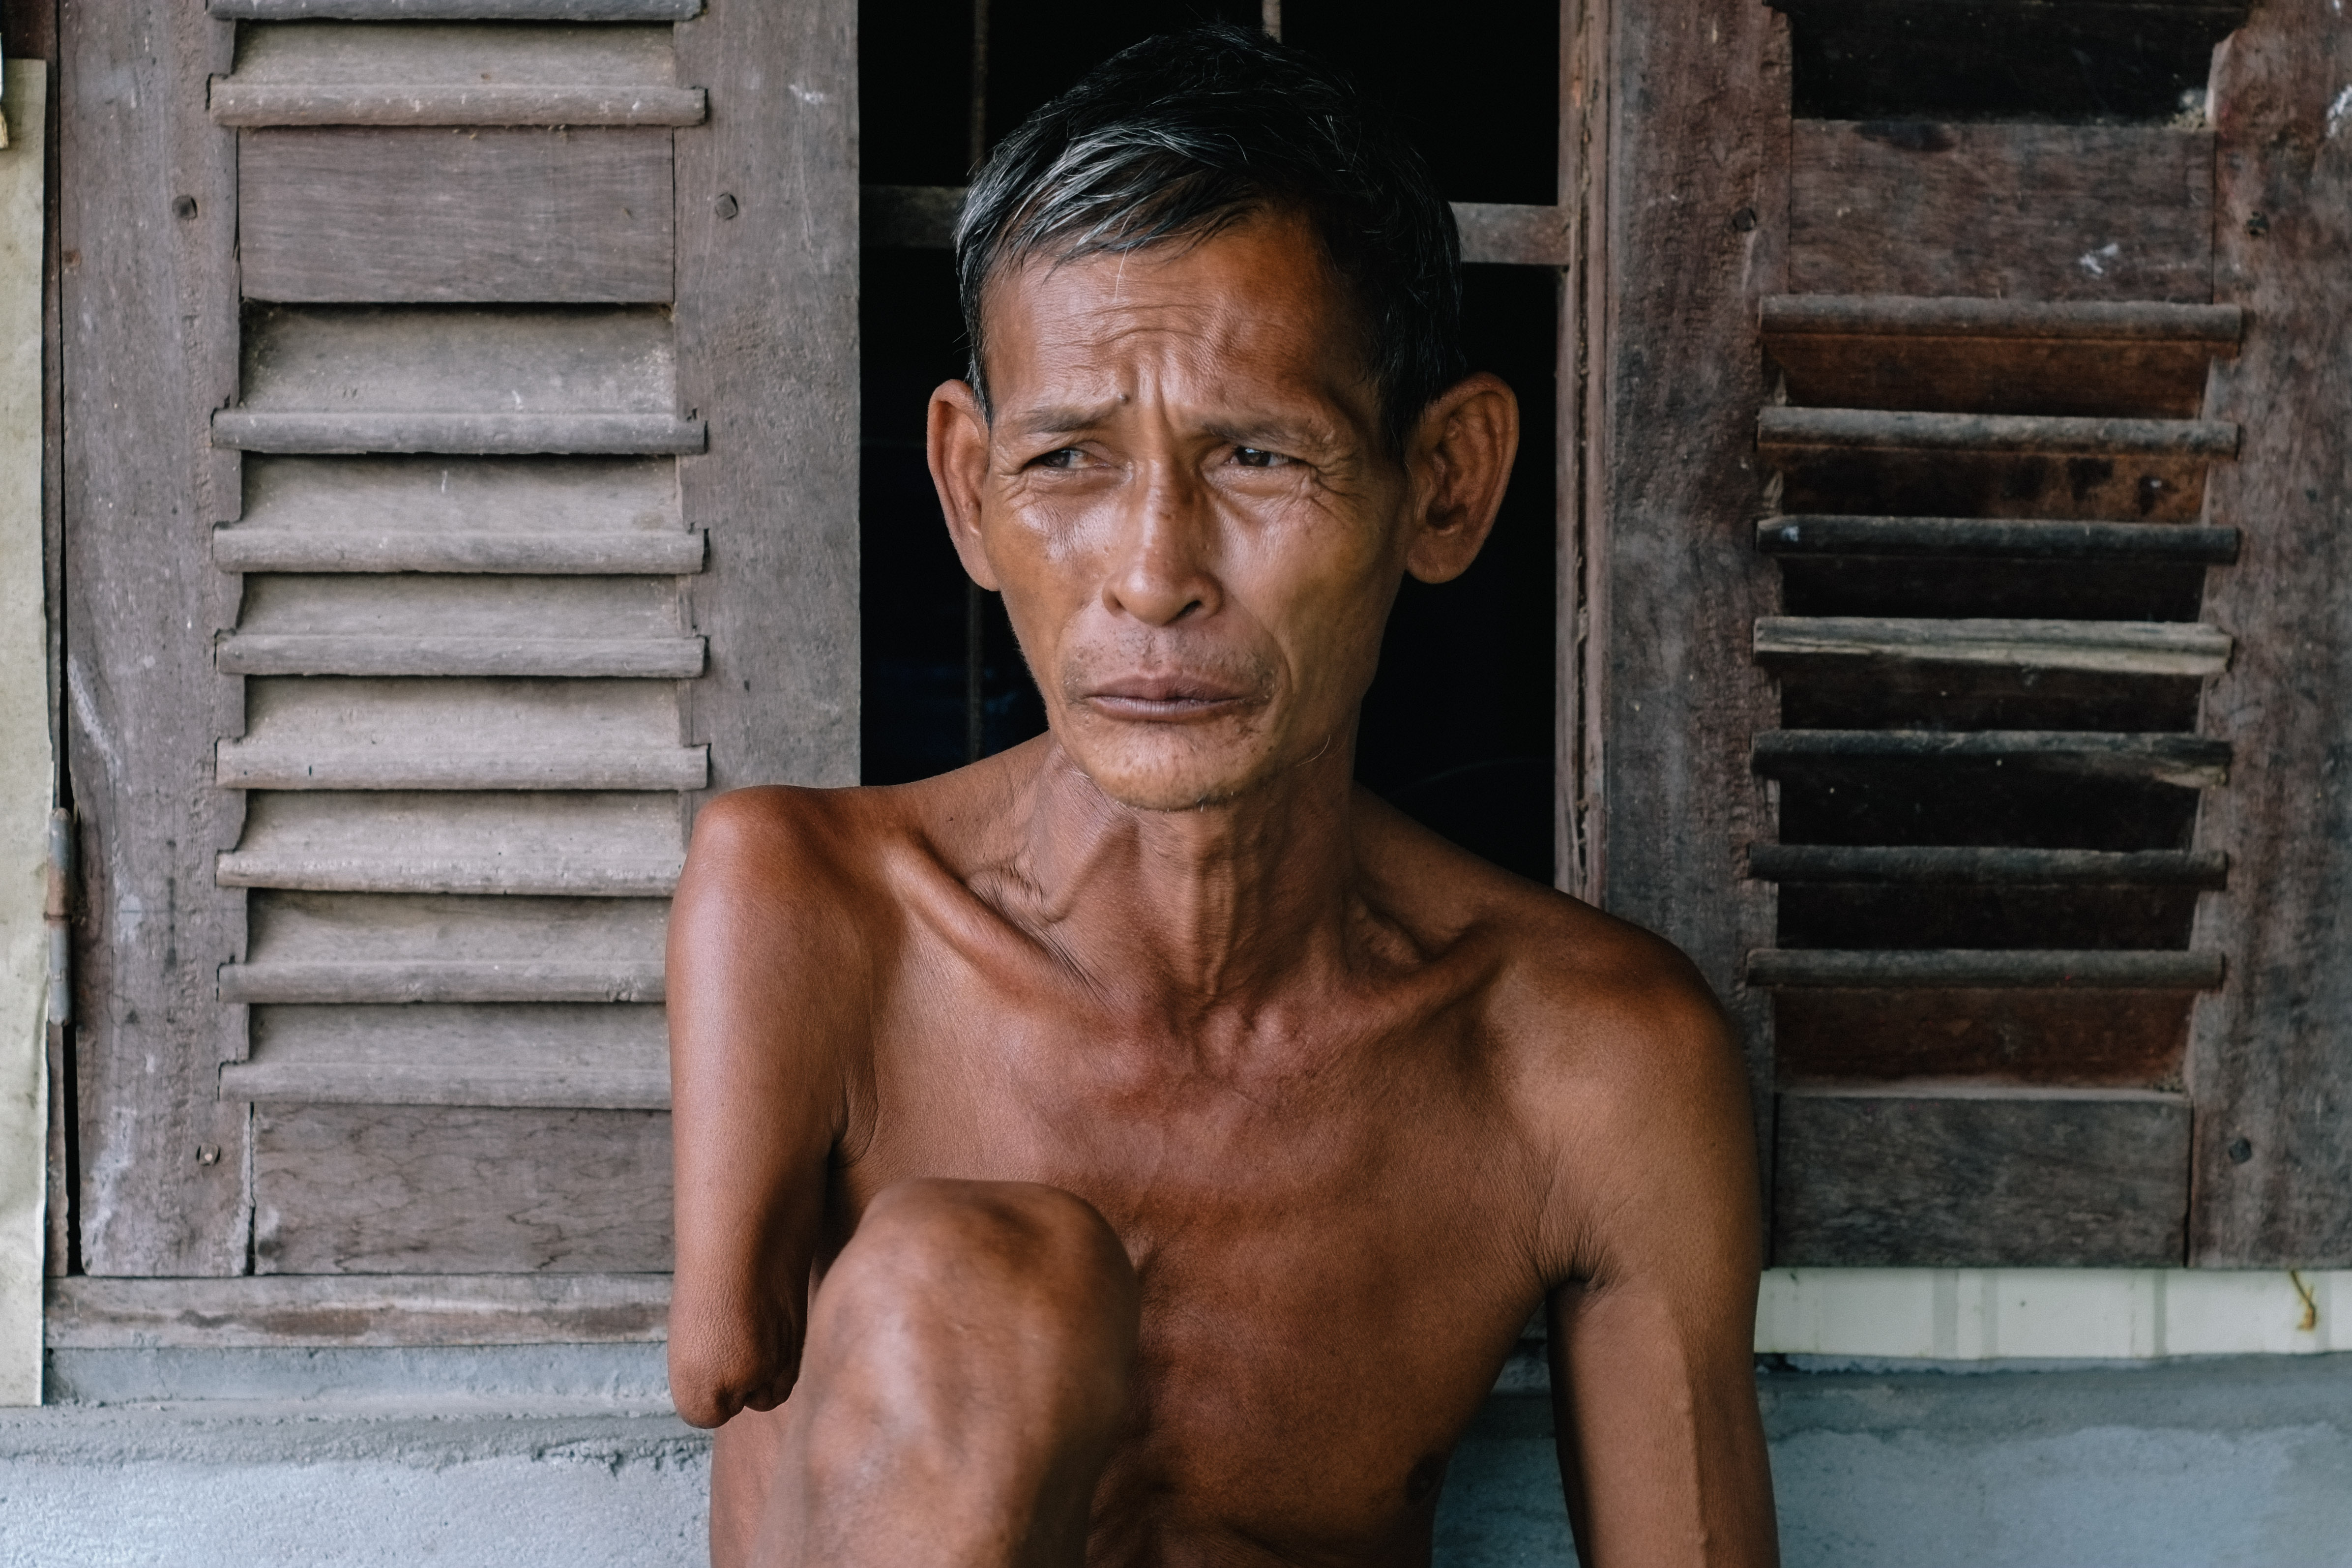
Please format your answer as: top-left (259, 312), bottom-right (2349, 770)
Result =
top-left (1078, 676), bottom-right (1256, 720)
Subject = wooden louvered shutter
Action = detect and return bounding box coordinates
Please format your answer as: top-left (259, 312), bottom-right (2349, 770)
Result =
top-left (59, 0), bottom-right (853, 1327)
top-left (1587, 0), bottom-right (2352, 1267)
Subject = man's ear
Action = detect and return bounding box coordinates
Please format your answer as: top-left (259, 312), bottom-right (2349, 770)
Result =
top-left (1401, 372), bottom-right (1520, 585)
top-left (927, 378), bottom-right (1003, 591)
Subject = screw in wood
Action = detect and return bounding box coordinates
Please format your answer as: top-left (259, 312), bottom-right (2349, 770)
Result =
top-left (2227, 1136), bottom-right (2253, 1163)
top-left (172, 195), bottom-right (198, 220)
top-left (715, 193), bottom-right (739, 220)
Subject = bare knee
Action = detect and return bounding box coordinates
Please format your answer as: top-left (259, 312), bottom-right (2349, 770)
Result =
top-left (811, 1180), bottom-right (1140, 1419)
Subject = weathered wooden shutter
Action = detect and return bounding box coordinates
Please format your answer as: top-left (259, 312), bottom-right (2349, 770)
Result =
top-left (59, 0), bottom-right (853, 1331)
top-left (1597, 0), bottom-right (2351, 1267)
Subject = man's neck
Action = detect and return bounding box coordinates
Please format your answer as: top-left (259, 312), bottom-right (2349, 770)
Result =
top-left (1000, 736), bottom-right (1365, 1010)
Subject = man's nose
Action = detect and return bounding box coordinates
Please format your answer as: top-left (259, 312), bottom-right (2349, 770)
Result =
top-left (1101, 462), bottom-right (1220, 627)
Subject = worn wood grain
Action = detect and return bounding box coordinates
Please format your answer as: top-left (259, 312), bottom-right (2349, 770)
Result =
top-left (218, 791), bottom-right (685, 895)
top-left (1776, 987), bottom-right (2194, 1087)
top-left (673, 0), bottom-right (859, 793)
top-left (253, 1105), bottom-right (672, 1272)
top-left (241, 127), bottom-right (675, 303)
top-left (46, 1271), bottom-right (672, 1347)
top-left (233, 569), bottom-right (691, 640)
top-left (223, 958), bottom-right (666, 1005)
top-left (218, 632), bottom-right (705, 678)
top-left (1759, 408), bottom-right (2237, 458)
top-left (211, 0), bottom-right (701, 18)
top-left (214, 528), bottom-right (704, 574)
top-left (215, 411), bottom-right (706, 456)
top-left (1749, 845), bottom-right (2226, 887)
top-left (233, 452), bottom-right (687, 537)
top-left (225, 1000), bottom-right (668, 1108)
top-left (1757, 516), bottom-right (2239, 563)
top-left (1754, 616), bottom-right (2231, 677)
top-left (1790, 122), bottom-right (2214, 301)
top-left (1594, 0), bottom-right (1789, 1213)
top-left (1558, 0), bottom-right (1609, 904)
top-left (59, 0), bottom-right (250, 1276)
top-left (1752, 729), bottom-right (2230, 789)
top-left (215, 23), bottom-right (700, 127)
top-left (1749, 948), bottom-right (2224, 989)
top-left (1772, 1087), bottom-right (2191, 1266)
top-left (231, 888), bottom-right (667, 1003)
top-left (2185, 9), bottom-right (2352, 1266)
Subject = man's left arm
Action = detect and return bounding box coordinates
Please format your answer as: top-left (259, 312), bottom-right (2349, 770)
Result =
top-left (1535, 955), bottom-right (1777, 1567)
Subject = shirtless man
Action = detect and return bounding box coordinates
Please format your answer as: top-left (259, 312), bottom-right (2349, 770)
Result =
top-left (665, 25), bottom-right (1775, 1568)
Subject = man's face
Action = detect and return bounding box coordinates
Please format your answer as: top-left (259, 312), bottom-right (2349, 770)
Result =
top-left (932, 213), bottom-right (1421, 813)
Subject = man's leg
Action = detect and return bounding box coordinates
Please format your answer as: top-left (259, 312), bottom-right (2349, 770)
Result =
top-left (710, 1179), bottom-right (1141, 1568)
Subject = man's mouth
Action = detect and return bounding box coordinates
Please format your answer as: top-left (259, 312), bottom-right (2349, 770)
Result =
top-left (1078, 675), bottom-right (1257, 721)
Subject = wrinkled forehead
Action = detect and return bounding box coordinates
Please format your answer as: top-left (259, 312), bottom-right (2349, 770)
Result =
top-left (976, 212), bottom-right (1379, 419)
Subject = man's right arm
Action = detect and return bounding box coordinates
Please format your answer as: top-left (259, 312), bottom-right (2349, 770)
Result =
top-left (666, 789), bottom-right (867, 1429)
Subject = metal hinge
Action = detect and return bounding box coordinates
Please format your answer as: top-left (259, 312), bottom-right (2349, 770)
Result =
top-left (45, 809), bottom-right (71, 1028)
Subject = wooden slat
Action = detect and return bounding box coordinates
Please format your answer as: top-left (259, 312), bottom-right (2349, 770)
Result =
top-left (1757, 516), bottom-right (2240, 563)
top-left (218, 791), bottom-right (686, 895)
top-left (2186, 8), bottom-right (2352, 1265)
top-left (1790, 122), bottom-right (2214, 301)
top-left (237, 888), bottom-right (668, 1000)
top-left (211, 0), bottom-right (702, 18)
top-left (221, 305), bottom-right (703, 456)
top-left (1758, 407), bottom-right (2239, 458)
top-left (253, 1105), bottom-right (673, 1273)
top-left (1748, 948), bottom-right (2225, 989)
top-left (60, 0), bottom-right (251, 1276)
top-left (1748, 846), bottom-right (2227, 887)
top-left (1772, 1088), bottom-right (2192, 1266)
top-left (46, 1272), bottom-right (672, 1348)
top-left (674, 0), bottom-right (861, 793)
top-left (214, 529), bottom-right (705, 574)
top-left (1761, 296), bottom-right (2242, 343)
top-left (241, 128), bottom-right (676, 304)
top-left (218, 633), bottom-right (706, 677)
top-left (218, 676), bottom-right (705, 789)
top-left (1752, 729), bottom-right (2231, 789)
top-left (217, 81), bottom-right (704, 127)
top-left (214, 411), bottom-right (706, 455)
top-left (224, 1000), bottom-right (669, 1108)
top-left (223, 958), bottom-right (665, 1004)
top-left (1776, 988), bottom-right (2194, 1087)
top-left (214, 22), bottom-right (701, 128)
top-left (856, 183), bottom-right (1575, 267)
top-left (1754, 617), bottom-right (2231, 677)
top-left (1591, 0), bottom-right (1789, 1202)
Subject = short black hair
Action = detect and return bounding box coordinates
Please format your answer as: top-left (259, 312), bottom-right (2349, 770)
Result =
top-left (954, 23), bottom-right (1466, 460)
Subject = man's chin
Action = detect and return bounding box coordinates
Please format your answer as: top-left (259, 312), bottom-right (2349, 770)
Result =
top-left (1057, 735), bottom-right (1272, 815)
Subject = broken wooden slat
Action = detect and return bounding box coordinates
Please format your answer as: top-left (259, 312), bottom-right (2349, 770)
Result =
top-left (210, 0), bottom-right (701, 18)
top-left (1758, 407), bottom-right (2239, 458)
top-left (1790, 122), bottom-right (2214, 302)
top-left (240, 128), bottom-right (676, 303)
top-left (856, 182), bottom-right (1572, 268)
top-left (218, 633), bottom-right (706, 678)
top-left (222, 958), bottom-right (666, 1004)
top-left (214, 411), bottom-right (706, 455)
top-left (1760, 296), bottom-right (2242, 343)
top-left (253, 1105), bottom-right (672, 1273)
top-left (1748, 948), bottom-right (2225, 989)
top-left (44, 1272), bottom-right (673, 1349)
top-left (1748, 845), bottom-right (2227, 886)
top-left (213, 529), bottom-right (706, 574)
top-left (1772, 1086), bottom-right (2192, 1266)
top-left (1752, 729), bottom-right (2231, 788)
top-left (218, 791), bottom-right (687, 895)
top-left (1754, 616), bottom-right (2232, 677)
top-left (1757, 515), bottom-right (2240, 563)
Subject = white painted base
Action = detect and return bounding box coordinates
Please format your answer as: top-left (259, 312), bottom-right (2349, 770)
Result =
top-left (1757, 1268), bottom-right (2347, 1360)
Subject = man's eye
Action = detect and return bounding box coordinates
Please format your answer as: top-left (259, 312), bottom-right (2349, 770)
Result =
top-left (1233, 447), bottom-right (1286, 469)
top-left (1033, 447), bottom-right (1085, 469)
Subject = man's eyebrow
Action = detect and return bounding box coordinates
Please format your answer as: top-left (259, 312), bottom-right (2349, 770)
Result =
top-left (1003, 403), bottom-right (1122, 437)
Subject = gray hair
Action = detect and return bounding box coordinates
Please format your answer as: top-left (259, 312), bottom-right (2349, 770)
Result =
top-left (953, 23), bottom-right (1467, 460)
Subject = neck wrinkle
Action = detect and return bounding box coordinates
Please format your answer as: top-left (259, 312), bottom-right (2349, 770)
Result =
top-left (1006, 734), bottom-right (1364, 1011)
